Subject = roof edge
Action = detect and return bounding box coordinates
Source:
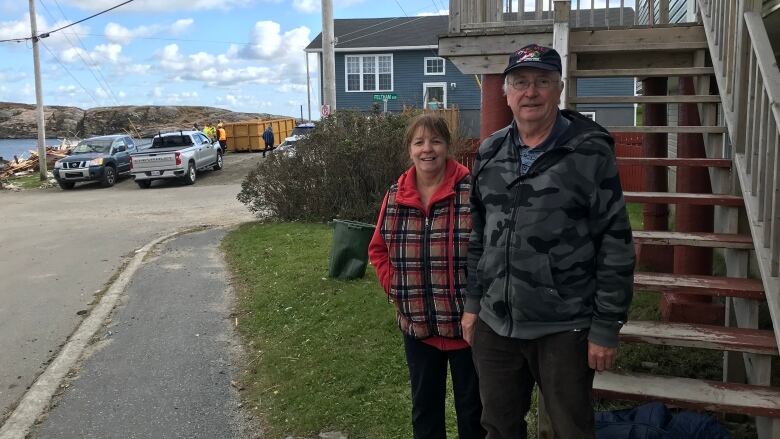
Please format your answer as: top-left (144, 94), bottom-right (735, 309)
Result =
top-left (305, 45), bottom-right (438, 53)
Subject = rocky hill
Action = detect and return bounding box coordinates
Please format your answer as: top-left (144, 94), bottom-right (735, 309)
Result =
top-left (0, 102), bottom-right (285, 139)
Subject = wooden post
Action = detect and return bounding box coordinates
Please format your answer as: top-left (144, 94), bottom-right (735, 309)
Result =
top-left (553, 0), bottom-right (571, 109)
top-left (450, 0), bottom-right (462, 33)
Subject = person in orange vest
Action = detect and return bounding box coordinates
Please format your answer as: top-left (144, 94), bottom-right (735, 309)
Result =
top-left (216, 122), bottom-right (227, 153)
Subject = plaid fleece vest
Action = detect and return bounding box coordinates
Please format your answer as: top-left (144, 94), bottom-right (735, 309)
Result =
top-left (380, 177), bottom-right (472, 339)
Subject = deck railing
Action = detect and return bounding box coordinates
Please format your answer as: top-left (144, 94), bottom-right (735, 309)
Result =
top-left (696, 0), bottom-right (780, 354)
top-left (449, 0), bottom-right (690, 33)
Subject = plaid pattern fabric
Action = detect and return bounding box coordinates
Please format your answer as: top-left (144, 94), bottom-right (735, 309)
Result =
top-left (381, 178), bottom-right (472, 339)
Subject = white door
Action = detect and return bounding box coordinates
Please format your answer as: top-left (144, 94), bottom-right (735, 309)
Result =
top-left (423, 83), bottom-right (446, 109)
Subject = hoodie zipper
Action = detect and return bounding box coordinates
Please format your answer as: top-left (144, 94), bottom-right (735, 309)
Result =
top-left (422, 214), bottom-right (437, 336)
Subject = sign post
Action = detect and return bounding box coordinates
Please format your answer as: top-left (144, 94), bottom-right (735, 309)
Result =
top-left (372, 93), bottom-right (397, 114)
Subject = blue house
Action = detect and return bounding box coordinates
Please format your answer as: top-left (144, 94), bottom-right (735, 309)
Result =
top-left (305, 16), bottom-right (482, 138)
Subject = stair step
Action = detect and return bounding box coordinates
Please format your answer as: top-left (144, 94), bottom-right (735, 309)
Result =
top-left (616, 157), bottom-right (731, 168)
top-left (570, 42), bottom-right (708, 53)
top-left (608, 126), bottom-right (728, 133)
top-left (571, 67), bottom-right (714, 77)
top-left (571, 95), bottom-right (720, 104)
top-left (632, 231), bottom-right (753, 249)
top-left (593, 371), bottom-right (780, 417)
top-left (634, 272), bottom-right (765, 300)
top-left (624, 192), bottom-right (744, 206)
top-left (620, 320), bottom-right (778, 355)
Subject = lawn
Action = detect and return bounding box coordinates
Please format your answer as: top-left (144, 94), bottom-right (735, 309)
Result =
top-left (3, 173), bottom-right (51, 189)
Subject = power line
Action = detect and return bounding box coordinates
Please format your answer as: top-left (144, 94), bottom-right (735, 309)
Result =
top-left (0, 0), bottom-right (134, 43)
top-left (43, 0), bottom-right (135, 36)
top-left (40, 41), bottom-right (101, 106)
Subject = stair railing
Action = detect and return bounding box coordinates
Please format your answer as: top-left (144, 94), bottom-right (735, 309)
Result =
top-left (696, 0), bottom-right (780, 352)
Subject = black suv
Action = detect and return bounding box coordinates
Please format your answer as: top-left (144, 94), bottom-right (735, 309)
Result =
top-left (53, 135), bottom-right (136, 190)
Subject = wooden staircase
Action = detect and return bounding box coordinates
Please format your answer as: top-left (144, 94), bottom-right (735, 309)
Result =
top-left (559, 2), bottom-right (780, 437)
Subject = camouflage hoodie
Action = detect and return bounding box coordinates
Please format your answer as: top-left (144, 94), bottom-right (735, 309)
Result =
top-left (467, 110), bottom-right (635, 348)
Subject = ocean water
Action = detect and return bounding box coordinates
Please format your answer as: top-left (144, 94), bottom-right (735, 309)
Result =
top-left (0, 139), bottom-right (62, 161)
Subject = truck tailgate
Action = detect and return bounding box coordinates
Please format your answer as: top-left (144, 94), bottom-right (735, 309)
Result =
top-left (132, 152), bottom-right (177, 171)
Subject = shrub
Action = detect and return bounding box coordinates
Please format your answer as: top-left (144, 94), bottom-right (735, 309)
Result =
top-left (238, 110), bottom-right (473, 223)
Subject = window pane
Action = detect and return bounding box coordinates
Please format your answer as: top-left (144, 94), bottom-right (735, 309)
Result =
top-left (379, 74), bottom-right (391, 91)
top-left (378, 56), bottom-right (391, 73)
top-left (346, 57), bottom-right (360, 74)
top-left (426, 58), bottom-right (444, 74)
top-left (363, 56), bottom-right (375, 73)
top-left (363, 74), bottom-right (375, 90)
top-left (347, 74), bottom-right (360, 91)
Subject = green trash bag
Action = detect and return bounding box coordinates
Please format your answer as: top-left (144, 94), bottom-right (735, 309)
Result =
top-left (328, 219), bottom-right (376, 280)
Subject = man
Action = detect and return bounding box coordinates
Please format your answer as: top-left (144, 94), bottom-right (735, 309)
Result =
top-left (262, 126), bottom-right (274, 158)
top-left (462, 44), bottom-right (635, 438)
top-left (216, 122), bottom-right (227, 153)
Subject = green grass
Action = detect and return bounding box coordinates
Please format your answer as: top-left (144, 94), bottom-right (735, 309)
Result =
top-left (224, 222), bottom-right (416, 439)
top-left (4, 173), bottom-right (50, 189)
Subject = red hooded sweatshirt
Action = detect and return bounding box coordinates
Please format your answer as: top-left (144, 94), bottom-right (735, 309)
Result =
top-left (369, 159), bottom-right (471, 351)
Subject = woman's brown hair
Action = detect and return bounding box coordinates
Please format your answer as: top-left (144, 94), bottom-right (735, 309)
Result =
top-left (403, 113), bottom-right (452, 153)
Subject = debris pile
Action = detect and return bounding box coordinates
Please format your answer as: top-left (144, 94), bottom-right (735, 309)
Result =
top-left (0, 146), bottom-right (71, 180)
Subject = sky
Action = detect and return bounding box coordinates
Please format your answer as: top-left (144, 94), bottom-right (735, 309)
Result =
top-left (0, 0), bottom-right (617, 119)
top-left (0, 0), bottom-right (453, 119)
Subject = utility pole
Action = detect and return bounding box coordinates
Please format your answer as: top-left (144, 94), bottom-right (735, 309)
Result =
top-left (29, 0), bottom-right (47, 181)
top-left (321, 0), bottom-right (336, 113)
top-left (305, 53), bottom-right (312, 121)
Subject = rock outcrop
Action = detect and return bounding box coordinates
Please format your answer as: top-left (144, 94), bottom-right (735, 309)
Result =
top-left (0, 102), bottom-right (283, 139)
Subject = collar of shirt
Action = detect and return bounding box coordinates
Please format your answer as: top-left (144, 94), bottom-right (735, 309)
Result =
top-left (511, 111), bottom-right (570, 153)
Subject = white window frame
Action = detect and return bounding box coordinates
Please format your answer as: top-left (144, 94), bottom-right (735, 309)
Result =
top-left (580, 111), bottom-right (596, 122)
top-left (424, 57), bottom-right (445, 76)
top-left (423, 82), bottom-right (447, 109)
top-left (344, 54), bottom-right (394, 92)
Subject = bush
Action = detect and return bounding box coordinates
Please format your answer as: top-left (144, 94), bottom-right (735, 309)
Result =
top-left (237, 111), bottom-right (405, 223)
top-left (238, 110), bottom-right (473, 223)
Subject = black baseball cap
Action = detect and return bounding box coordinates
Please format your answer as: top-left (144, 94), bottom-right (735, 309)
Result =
top-left (503, 44), bottom-right (562, 75)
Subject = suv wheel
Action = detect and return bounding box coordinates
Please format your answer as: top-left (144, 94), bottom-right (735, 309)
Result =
top-left (183, 161), bottom-right (196, 185)
top-left (213, 152), bottom-right (223, 171)
top-left (101, 166), bottom-right (116, 187)
top-left (58, 180), bottom-right (75, 190)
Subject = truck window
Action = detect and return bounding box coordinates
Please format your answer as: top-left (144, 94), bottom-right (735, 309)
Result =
top-left (151, 135), bottom-right (193, 148)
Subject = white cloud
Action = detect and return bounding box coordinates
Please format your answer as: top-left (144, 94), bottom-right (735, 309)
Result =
top-left (60, 0), bottom-right (252, 12)
top-left (0, 70), bottom-right (26, 83)
top-left (60, 43), bottom-right (123, 65)
top-left (57, 85), bottom-right (79, 97)
top-left (293, 0), bottom-right (317, 13)
top-left (104, 18), bottom-right (194, 45)
top-left (277, 84), bottom-right (307, 93)
top-left (95, 87), bottom-right (109, 99)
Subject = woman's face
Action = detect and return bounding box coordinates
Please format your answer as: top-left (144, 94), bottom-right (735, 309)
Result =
top-left (409, 126), bottom-right (448, 177)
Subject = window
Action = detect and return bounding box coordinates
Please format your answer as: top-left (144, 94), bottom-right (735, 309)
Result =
top-left (345, 54), bottom-right (393, 92)
top-left (423, 82), bottom-right (447, 109)
top-left (580, 111), bottom-right (596, 122)
top-left (424, 57), bottom-right (445, 75)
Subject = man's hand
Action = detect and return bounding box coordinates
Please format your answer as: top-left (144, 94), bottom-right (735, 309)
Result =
top-left (588, 341), bottom-right (617, 372)
top-left (461, 312), bottom-right (478, 346)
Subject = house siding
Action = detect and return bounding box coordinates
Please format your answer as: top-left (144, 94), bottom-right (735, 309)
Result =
top-left (574, 77), bottom-right (635, 126)
top-left (335, 50), bottom-right (481, 112)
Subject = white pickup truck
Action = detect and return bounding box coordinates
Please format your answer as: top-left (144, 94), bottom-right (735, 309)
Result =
top-left (130, 131), bottom-right (223, 189)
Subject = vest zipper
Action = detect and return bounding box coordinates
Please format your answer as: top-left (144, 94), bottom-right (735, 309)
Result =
top-left (422, 215), bottom-right (437, 336)
top-left (502, 183), bottom-right (525, 337)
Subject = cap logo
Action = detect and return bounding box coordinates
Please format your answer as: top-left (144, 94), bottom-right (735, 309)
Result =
top-left (515, 46), bottom-right (544, 64)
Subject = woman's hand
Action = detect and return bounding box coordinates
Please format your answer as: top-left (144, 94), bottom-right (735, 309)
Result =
top-left (461, 312), bottom-right (478, 346)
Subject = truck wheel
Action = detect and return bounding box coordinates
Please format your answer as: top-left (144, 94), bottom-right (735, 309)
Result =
top-left (101, 165), bottom-right (116, 187)
top-left (136, 180), bottom-right (151, 189)
top-left (183, 161), bottom-right (196, 185)
top-left (58, 181), bottom-right (75, 190)
top-left (213, 152), bottom-right (223, 171)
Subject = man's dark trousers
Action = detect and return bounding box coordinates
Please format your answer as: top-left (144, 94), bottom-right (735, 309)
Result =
top-left (403, 335), bottom-right (486, 439)
top-left (471, 318), bottom-right (596, 439)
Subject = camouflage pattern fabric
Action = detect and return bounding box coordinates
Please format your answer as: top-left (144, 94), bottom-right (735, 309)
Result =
top-left (466, 110), bottom-right (635, 348)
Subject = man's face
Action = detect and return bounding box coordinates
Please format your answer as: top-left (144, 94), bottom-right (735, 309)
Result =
top-left (505, 68), bottom-right (563, 126)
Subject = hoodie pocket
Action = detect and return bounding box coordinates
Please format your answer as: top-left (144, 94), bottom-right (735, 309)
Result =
top-left (507, 250), bottom-right (582, 322)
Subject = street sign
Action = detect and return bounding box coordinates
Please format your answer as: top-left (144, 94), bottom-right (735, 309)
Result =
top-left (372, 93), bottom-right (397, 101)
top-left (320, 104), bottom-right (331, 118)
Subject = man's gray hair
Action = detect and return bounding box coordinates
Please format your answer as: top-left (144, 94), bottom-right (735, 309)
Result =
top-left (502, 71), bottom-right (563, 95)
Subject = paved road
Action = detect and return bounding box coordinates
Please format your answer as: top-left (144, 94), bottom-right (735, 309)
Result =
top-left (0, 153), bottom-right (258, 422)
top-left (33, 228), bottom-right (250, 439)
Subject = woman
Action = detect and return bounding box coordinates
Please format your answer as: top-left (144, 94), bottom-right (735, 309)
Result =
top-left (368, 114), bottom-right (485, 439)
